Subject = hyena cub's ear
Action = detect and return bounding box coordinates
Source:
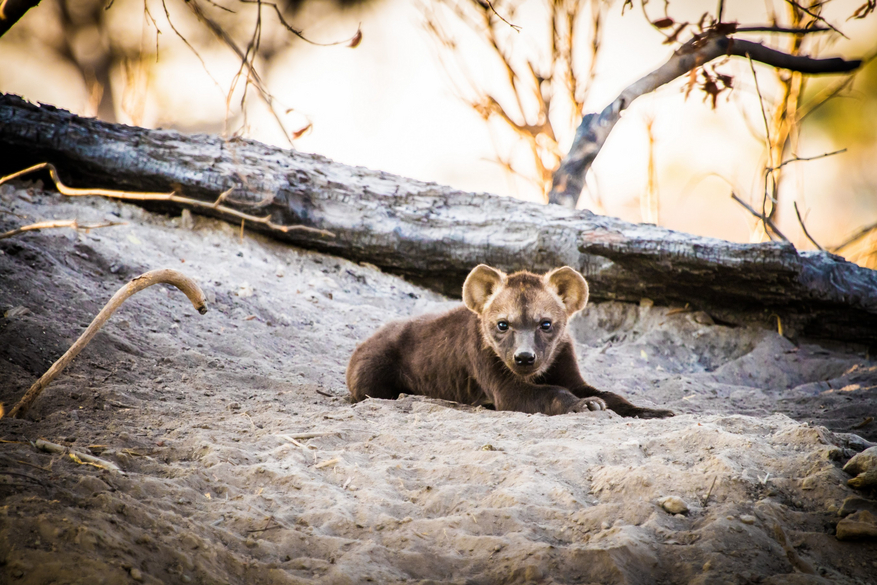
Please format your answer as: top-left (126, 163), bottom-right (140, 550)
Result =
top-left (544, 266), bottom-right (589, 316)
top-left (463, 264), bottom-right (507, 314)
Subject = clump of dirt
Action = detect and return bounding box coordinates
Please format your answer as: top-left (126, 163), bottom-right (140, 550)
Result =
top-left (1, 184), bottom-right (876, 584)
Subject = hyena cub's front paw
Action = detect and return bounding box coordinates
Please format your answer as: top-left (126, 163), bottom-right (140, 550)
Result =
top-left (570, 397), bottom-right (607, 413)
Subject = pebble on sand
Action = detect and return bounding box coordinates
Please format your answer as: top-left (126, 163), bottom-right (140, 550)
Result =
top-left (835, 510), bottom-right (877, 541)
top-left (843, 446), bottom-right (877, 476)
top-left (658, 496), bottom-right (689, 515)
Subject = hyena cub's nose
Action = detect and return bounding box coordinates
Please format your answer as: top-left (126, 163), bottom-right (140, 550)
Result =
top-left (514, 351), bottom-right (536, 366)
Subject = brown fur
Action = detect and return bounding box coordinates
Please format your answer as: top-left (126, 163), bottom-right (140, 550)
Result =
top-left (346, 265), bottom-right (674, 418)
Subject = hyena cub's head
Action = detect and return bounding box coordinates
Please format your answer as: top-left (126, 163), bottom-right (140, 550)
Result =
top-left (462, 264), bottom-right (589, 379)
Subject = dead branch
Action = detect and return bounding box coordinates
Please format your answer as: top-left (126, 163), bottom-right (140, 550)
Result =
top-left (793, 202), bottom-right (824, 251)
top-left (730, 192), bottom-right (790, 242)
top-left (734, 26), bottom-right (830, 34)
top-left (0, 219), bottom-right (124, 240)
top-left (0, 163), bottom-right (334, 238)
top-left (548, 32), bottom-right (862, 207)
top-left (7, 269), bottom-right (208, 419)
top-left (34, 439), bottom-right (124, 473)
top-left (747, 52), bottom-right (778, 236)
top-left (482, 0), bottom-right (519, 32)
top-left (784, 0), bottom-right (848, 39)
top-left (237, 0), bottom-right (362, 46)
top-left (771, 149), bottom-right (847, 172)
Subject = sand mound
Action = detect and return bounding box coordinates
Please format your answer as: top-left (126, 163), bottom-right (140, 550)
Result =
top-left (1, 184), bottom-right (876, 584)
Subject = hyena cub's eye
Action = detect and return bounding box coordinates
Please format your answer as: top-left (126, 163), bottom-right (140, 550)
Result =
top-left (540, 320), bottom-right (552, 331)
top-left (497, 321), bottom-right (509, 332)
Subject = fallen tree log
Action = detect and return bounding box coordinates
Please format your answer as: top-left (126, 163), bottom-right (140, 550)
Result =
top-left (1, 94), bottom-right (876, 343)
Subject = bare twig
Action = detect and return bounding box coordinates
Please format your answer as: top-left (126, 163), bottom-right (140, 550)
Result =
top-left (735, 26), bottom-right (830, 34)
top-left (702, 475), bottom-right (718, 506)
top-left (0, 163), bottom-right (334, 238)
top-left (277, 434), bottom-right (311, 448)
top-left (34, 439), bottom-right (124, 473)
top-left (748, 54), bottom-right (773, 154)
top-left (237, 0), bottom-right (362, 46)
top-left (314, 457), bottom-right (341, 469)
top-left (288, 432), bottom-right (337, 440)
top-left (730, 192), bottom-right (790, 242)
top-left (770, 149), bottom-right (846, 172)
top-left (246, 524), bottom-right (282, 534)
top-left (783, 0), bottom-right (848, 39)
top-left (793, 202), bottom-right (824, 251)
top-left (748, 53), bottom-right (778, 235)
top-left (0, 219), bottom-right (124, 240)
top-left (483, 0), bottom-right (520, 32)
top-left (8, 269), bottom-right (208, 418)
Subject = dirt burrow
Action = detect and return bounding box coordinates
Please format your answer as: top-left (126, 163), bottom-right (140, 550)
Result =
top-left (1, 184), bottom-right (876, 585)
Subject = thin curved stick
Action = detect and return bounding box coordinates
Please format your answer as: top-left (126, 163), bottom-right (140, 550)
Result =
top-left (7, 269), bottom-right (208, 419)
top-left (0, 162), bottom-right (334, 238)
top-left (0, 219), bottom-right (124, 240)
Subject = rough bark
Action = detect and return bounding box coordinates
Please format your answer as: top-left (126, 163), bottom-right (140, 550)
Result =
top-left (1, 94), bottom-right (876, 343)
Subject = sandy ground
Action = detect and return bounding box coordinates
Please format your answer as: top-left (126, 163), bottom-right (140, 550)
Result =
top-left (1, 183), bottom-right (876, 585)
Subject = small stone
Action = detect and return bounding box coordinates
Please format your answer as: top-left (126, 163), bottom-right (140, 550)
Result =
top-left (130, 568), bottom-right (143, 581)
top-left (77, 476), bottom-right (110, 495)
top-left (849, 470), bottom-right (877, 490)
top-left (4, 306), bottom-right (30, 319)
top-left (800, 474), bottom-right (820, 490)
top-left (839, 496), bottom-right (877, 517)
top-left (836, 510), bottom-right (877, 541)
top-left (658, 496), bottom-right (689, 515)
top-left (740, 515), bottom-right (757, 525)
top-left (480, 444), bottom-right (496, 451)
top-left (236, 283), bottom-right (254, 298)
top-left (844, 446), bottom-right (877, 476)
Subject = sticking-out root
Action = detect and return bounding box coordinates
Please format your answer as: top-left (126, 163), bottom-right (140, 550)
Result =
top-left (0, 162), bottom-right (334, 238)
top-left (7, 269), bottom-right (208, 419)
top-left (0, 219), bottom-right (124, 240)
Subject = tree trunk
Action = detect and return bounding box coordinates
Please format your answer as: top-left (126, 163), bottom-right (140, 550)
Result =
top-left (1, 94), bottom-right (876, 343)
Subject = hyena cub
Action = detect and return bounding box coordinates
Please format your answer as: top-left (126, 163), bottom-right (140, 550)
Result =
top-left (346, 264), bottom-right (674, 418)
